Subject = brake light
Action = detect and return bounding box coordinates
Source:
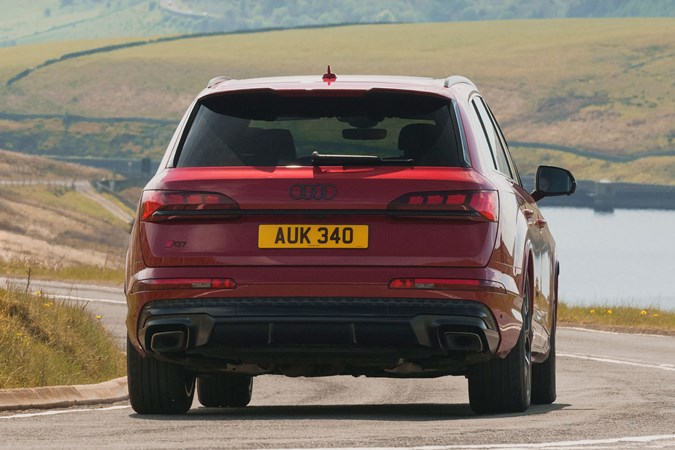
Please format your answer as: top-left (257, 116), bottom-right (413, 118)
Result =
top-left (140, 191), bottom-right (240, 222)
top-left (131, 278), bottom-right (237, 293)
top-left (389, 278), bottom-right (505, 293)
top-left (468, 191), bottom-right (498, 221)
top-left (276, 90), bottom-right (365, 98)
top-left (387, 190), bottom-right (498, 221)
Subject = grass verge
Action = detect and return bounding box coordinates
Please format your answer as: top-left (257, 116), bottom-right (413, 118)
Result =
top-left (0, 286), bottom-right (125, 389)
top-left (0, 261), bottom-right (124, 285)
top-left (559, 302), bottom-right (675, 336)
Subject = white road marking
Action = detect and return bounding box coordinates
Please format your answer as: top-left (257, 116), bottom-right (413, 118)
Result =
top-left (50, 294), bottom-right (126, 305)
top-left (559, 353), bottom-right (675, 372)
top-left (280, 434), bottom-right (675, 449)
top-left (562, 326), bottom-right (673, 339)
top-left (0, 406), bottom-right (672, 449)
top-left (0, 405), bottom-right (130, 420)
top-left (2, 405), bottom-right (673, 450)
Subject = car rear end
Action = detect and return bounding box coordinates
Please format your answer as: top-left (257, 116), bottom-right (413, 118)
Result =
top-left (126, 76), bottom-right (526, 411)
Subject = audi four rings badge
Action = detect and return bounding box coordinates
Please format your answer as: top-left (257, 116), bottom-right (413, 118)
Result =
top-left (289, 184), bottom-right (337, 200)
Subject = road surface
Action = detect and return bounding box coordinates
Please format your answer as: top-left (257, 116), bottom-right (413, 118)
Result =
top-left (1, 281), bottom-right (673, 449)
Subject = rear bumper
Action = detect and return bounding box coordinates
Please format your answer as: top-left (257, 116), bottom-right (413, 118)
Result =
top-left (134, 297), bottom-right (501, 377)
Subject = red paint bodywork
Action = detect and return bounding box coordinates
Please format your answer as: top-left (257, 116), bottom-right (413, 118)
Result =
top-left (125, 75), bottom-right (559, 373)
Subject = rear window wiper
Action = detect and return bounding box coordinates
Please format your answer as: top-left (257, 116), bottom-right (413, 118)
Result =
top-left (311, 151), bottom-right (414, 167)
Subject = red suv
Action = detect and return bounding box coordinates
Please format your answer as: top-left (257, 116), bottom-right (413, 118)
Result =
top-left (125, 69), bottom-right (575, 415)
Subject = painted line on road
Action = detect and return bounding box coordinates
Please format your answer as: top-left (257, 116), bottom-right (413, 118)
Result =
top-left (2, 406), bottom-right (673, 450)
top-left (282, 434), bottom-right (675, 450)
top-left (560, 352), bottom-right (675, 372)
top-left (49, 294), bottom-right (126, 305)
top-left (562, 326), bottom-right (673, 339)
top-left (2, 405), bottom-right (673, 450)
top-left (0, 405), bottom-right (130, 420)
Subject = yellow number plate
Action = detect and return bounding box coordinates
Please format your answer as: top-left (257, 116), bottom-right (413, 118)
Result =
top-left (258, 225), bottom-right (368, 249)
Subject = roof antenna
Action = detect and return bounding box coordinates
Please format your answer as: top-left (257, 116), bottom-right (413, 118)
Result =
top-left (322, 65), bottom-right (337, 85)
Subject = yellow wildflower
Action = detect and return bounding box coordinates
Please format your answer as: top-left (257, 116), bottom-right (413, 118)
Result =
top-left (34, 290), bottom-right (42, 297)
top-left (640, 310), bottom-right (647, 316)
top-left (607, 309), bottom-right (613, 315)
top-left (95, 315), bottom-right (102, 320)
top-left (589, 309), bottom-right (596, 314)
top-left (652, 313), bottom-right (659, 318)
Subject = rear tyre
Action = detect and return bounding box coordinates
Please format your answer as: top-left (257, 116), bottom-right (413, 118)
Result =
top-left (127, 337), bottom-right (195, 415)
top-left (197, 374), bottom-right (253, 408)
top-left (532, 321), bottom-right (557, 404)
top-left (468, 276), bottom-right (532, 415)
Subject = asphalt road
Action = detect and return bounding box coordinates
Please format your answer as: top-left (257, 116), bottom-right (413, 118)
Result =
top-left (1, 282), bottom-right (674, 449)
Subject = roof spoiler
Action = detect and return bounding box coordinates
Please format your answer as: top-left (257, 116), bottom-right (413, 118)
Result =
top-left (206, 76), bottom-right (233, 89)
top-left (443, 75), bottom-right (476, 89)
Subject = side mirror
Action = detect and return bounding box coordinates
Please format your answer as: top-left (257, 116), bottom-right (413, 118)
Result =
top-left (531, 165), bottom-right (576, 201)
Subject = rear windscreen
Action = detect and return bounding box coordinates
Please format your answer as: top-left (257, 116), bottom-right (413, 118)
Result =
top-left (175, 91), bottom-right (463, 167)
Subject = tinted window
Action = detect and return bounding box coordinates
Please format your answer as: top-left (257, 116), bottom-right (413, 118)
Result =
top-left (176, 92), bottom-right (462, 167)
top-left (484, 101), bottom-right (521, 185)
top-left (472, 98), bottom-right (513, 179)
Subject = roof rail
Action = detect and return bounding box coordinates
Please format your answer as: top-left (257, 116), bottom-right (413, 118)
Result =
top-left (443, 75), bottom-right (476, 89)
top-left (206, 76), bottom-right (233, 89)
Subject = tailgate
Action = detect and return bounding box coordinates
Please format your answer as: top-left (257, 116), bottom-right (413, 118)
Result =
top-left (139, 167), bottom-right (498, 269)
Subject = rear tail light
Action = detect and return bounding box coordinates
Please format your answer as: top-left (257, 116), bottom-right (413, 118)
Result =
top-left (387, 190), bottom-right (498, 221)
top-left (131, 278), bottom-right (237, 293)
top-left (140, 191), bottom-right (240, 222)
top-left (389, 278), bottom-right (506, 293)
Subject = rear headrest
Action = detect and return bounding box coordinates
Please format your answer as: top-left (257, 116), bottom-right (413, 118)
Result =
top-left (265, 129), bottom-right (296, 163)
top-left (234, 128), bottom-right (276, 166)
top-left (398, 124), bottom-right (441, 155)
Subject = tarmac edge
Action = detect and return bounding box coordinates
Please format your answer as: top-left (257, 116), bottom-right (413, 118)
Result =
top-left (0, 376), bottom-right (128, 411)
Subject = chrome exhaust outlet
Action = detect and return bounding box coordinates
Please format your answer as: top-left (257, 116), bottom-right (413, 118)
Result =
top-left (150, 330), bottom-right (187, 353)
top-left (443, 331), bottom-right (484, 353)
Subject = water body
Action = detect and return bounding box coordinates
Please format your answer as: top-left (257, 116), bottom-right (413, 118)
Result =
top-left (541, 207), bottom-right (675, 311)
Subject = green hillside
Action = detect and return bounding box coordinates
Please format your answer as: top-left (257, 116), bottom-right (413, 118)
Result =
top-left (2, 0), bottom-right (674, 47)
top-left (0, 0), bottom-right (182, 47)
top-left (0, 19), bottom-right (674, 183)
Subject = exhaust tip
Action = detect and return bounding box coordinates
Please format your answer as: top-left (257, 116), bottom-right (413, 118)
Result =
top-left (150, 330), bottom-right (187, 353)
top-left (442, 331), bottom-right (484, 353)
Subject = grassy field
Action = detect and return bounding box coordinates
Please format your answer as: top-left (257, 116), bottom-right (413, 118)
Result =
top-left (0, 151), bottom-right (129, 278)
top-left (0, 184), bottom-right (129, 275)
top-left (0, 286), bottom-right (125, 388)
top-left (0, 0), bottom-right (186, 47)
top-left (559, 303), bottom-right (675, 336)
top-left (511, 147), bottom-right (675, 185)
top-left (0, 260), bottom-right (124, 285)
top-left (0, 148), bottom-right (108, 180)
top-left (0, 151), bottom-right (127, 388)
top-left (1, 19), bottom-right (673, 154)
